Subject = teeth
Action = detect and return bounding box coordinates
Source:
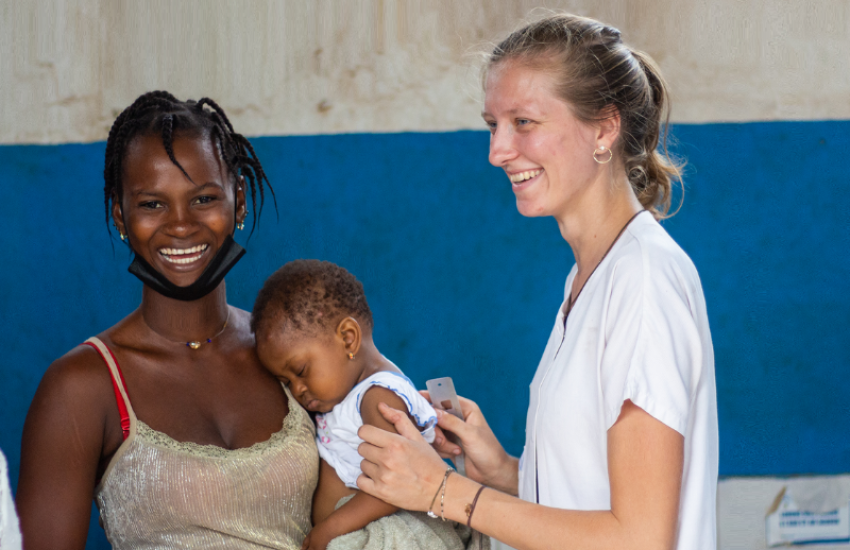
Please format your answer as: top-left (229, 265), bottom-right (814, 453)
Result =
top-left (509, 169), bottom-right (543, 183)
top-left (163, 256), bottom-right (201, 264)
top-left (159, 244), bottom-right (208, 264)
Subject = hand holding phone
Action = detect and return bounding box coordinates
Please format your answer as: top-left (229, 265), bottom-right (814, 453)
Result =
top-left (425, 377), bottom-right (466, 476)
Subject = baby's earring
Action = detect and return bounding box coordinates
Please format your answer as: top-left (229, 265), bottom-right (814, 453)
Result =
top-left (347, 352), bottom-right (355, 360)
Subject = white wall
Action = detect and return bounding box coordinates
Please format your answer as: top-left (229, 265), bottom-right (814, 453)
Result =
top-left (3, 0), bottom-right (849, 144)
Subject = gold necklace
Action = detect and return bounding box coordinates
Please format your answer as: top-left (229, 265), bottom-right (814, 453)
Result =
top-left (148, 311), bottom-right (230, 350)
top-left (185, 313), bottom-right (229, 349)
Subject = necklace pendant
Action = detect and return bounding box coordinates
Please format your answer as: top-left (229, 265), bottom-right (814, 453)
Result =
top-left (188, 341), bottom-right (202, 350)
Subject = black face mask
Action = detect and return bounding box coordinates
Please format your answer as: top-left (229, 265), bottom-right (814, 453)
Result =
top-left (127, 234), bottom-right (246, 301)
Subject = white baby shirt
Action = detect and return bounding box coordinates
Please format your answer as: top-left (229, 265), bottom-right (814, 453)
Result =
top-left (316, 371), bottom-right (437, 489)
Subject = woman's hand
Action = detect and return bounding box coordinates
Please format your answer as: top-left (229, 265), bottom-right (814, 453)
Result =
top-left (356, 403), bottom-right (452, 512)
top-left (422, 393), bottom-right (519, 494)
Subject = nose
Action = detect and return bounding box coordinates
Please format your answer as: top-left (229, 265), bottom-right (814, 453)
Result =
top-left (488, 125), bottom-right (518, 167)
top-left (163, 203), bottom-right (198, 238)
top-left (290, 379), bottom-right (309, 399)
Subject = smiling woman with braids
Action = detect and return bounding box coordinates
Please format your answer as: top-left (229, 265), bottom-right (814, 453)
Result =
top-left (17, 91), bottom-right (318, 549)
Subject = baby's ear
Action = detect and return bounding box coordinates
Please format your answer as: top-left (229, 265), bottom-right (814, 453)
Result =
top-left (336, 317), bottom-right (362, 357)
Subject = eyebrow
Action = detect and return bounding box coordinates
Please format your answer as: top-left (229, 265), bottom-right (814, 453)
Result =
top-left (193, 182), bottom-right (223, 190)
top-left (481, 108), bottom-right (525, 118)
top-left (132, 190), bottom-right (165, 198)
top-left (131, 182), bottom-right (222, 198)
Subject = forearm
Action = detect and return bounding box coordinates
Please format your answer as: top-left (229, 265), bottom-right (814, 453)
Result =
top-left (482, 454), bottom-right (519, 496)
top-left (317, 491), bottom-right (398, 540)
top-left (442, 474), bottom-right (654, 550)
top-left (358, 397), bottom-right (681, 550)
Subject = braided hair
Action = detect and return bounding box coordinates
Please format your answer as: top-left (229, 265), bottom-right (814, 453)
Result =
top-left (103, 90), bottom-right (274, 237)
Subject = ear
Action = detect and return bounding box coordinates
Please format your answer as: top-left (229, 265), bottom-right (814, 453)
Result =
top-left (236, 176), bottom-right (247, 225)
top-left (594, 105), bottom-right (622, 152)
top-left (335, 317), bottom-right (362, 358)
top-left (111, 193), bottom-right (127, 240)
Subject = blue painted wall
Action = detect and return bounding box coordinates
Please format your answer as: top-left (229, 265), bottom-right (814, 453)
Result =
top-left (1, 122), bottom-right (849, 547)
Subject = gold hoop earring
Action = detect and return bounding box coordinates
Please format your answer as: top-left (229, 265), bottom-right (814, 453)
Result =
top-left (348, 352), bottom-right (355, 360)
top-left (593, 145), bottom-right (613, 164)
top-left (120, 233), bottom-right (126, 241)
top-left (237, 222), bottom-right (245, 231)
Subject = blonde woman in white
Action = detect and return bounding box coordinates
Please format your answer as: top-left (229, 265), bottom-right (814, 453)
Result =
top-left (356, 14), bottom-right (718, 550)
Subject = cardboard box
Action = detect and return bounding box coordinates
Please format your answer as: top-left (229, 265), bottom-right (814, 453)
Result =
top-left (766, 486), bottom-right (850, 546)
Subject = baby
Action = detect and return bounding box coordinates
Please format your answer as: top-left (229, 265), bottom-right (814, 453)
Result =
top-left (252, 260), bottom-right (481, 550)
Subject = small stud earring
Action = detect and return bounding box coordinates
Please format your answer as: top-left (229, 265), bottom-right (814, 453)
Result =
top-left (120, 233), bottom-right (126, 241)
top-left (348, 352), bottom-right (355, 360)
top-left (237, 222), bottom-right (245, 231)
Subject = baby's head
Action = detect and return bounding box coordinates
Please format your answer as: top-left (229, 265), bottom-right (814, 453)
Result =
top-left (251, 259), bottom-right (374, 412)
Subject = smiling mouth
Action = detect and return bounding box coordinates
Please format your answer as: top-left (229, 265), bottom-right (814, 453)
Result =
top-left (159, 244), bottom-right (209, 264)
top-left (509, 169), bottom-right (543, 184)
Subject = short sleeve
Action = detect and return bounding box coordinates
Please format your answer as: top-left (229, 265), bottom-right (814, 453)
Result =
top-left (355, 372), bottom-right (437, 441)
top-left (600, 247), bottom-right (703, 435)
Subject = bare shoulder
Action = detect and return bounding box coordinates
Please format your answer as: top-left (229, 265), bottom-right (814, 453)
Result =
top-left (38, 342), bottom-right (116, 403)
top-left (227, 305), bottom-right (259, 347)
top-left (23, 343), bottom-right (118, 449)
top-left (228, 304), bottom-right (253, 327)
top-left (17, 343), bottom-right (118, 549)
top-left (360, 386), bottom-right (410, 433)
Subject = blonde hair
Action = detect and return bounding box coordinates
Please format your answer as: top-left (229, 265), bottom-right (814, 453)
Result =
top-left (487, 14), bottom-right (683, 218)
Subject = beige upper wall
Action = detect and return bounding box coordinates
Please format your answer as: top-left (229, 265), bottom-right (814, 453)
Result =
top-left (2, 0), bottom-right (849, 144)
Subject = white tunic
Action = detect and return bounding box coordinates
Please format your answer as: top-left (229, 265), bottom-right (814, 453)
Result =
top-left (317, 371), bottom-right (437, 489)
top-left (517, 212), bottom-right (718, 549)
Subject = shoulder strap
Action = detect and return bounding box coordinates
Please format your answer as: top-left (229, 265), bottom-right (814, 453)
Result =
top-left (83, 337), bottom-right (133, 440)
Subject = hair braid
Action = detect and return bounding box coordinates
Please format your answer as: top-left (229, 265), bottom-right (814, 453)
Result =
top-left (160, 113), bottom-right (192, 183)
top-left (196, 97), bottom-right (235, 133)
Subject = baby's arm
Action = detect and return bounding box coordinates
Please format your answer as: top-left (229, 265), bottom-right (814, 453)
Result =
top-left (303, 387), bottom-right (411, 550)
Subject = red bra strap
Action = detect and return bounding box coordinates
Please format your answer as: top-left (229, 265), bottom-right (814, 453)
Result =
top-left (84, 341), bottom-right (131, 440)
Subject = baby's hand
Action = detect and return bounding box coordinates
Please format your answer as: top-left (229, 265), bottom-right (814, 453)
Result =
top-left (301, 522), bottom-right (337, 550)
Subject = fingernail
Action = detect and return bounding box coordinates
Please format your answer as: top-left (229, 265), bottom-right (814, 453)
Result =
top-left (435, 409), bottom-right (444, 418)
top-left (453, 449), bottom-right (461, 456)
top-left (435, 437), bottom-right (444, 445)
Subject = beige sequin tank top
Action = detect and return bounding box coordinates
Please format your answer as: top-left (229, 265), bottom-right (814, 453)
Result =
top-left (86, 337), bottom-right (319, 550)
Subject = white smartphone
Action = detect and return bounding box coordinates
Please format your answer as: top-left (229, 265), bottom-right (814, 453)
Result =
top-left (426, 377), bottom-right (466, 476)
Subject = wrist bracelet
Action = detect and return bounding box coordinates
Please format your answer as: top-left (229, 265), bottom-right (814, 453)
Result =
top-left (440, 469), bottom-right (454, 521)
top-left (465, 485), bottom-right (486, 528)
top-left (427, 466), bottom-right (454, 519)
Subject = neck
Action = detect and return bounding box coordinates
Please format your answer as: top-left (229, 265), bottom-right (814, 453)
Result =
top-left (554, 167), bottom-right (643, 276)
top-left (140, 281), bottom-right (229, 343)
top-left (354, 337), bottom-right (397, 384)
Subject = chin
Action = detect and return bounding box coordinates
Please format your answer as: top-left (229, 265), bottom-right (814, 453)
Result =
top-left (515, 199), bottom-right (549, 218)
